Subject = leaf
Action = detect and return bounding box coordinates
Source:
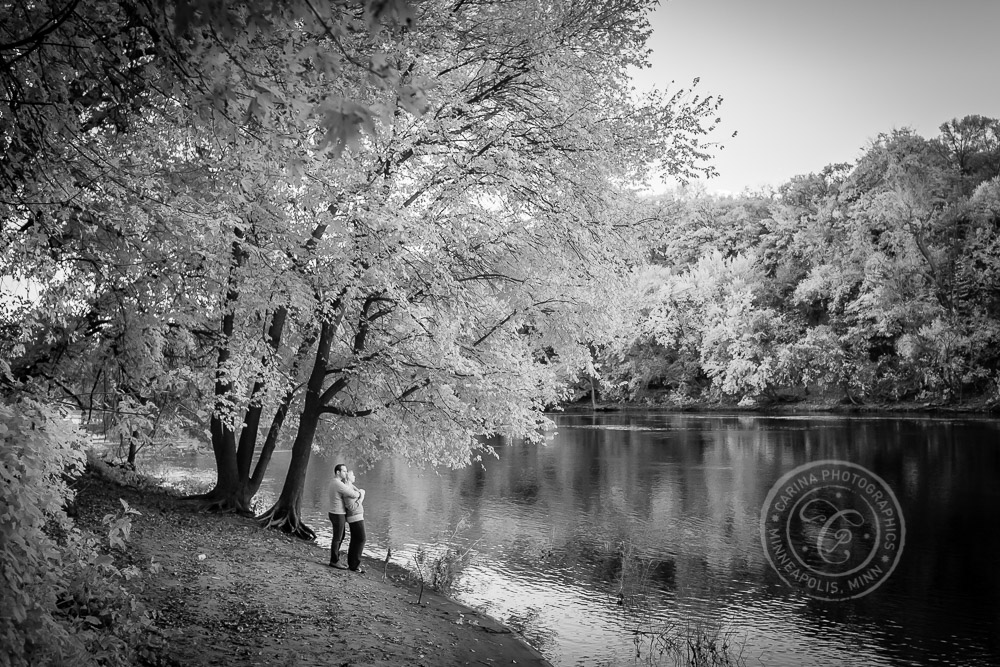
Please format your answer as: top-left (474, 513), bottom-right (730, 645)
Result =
top-left (364, 0), bottom-right (415, 31)
top-left (398, 83), bottom-right (429, 117)
top-left (317, 100), bottom-right (378, 156)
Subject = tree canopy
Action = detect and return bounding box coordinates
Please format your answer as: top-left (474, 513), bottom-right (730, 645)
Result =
top-left (2, 0), bottom-right (723, 534)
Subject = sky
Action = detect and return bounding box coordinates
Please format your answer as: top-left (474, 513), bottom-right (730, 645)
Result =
top-left (632, 0), bottom-right (1000, 194)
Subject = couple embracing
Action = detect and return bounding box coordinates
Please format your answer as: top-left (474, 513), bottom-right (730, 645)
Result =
top-left (328, 463), bottom-right (366, 573)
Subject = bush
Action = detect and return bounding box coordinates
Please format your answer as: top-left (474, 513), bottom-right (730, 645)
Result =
top-left (0, 398), bottom-right (159, 666)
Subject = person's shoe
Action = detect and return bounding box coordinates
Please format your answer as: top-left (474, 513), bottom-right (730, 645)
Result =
top-left (350, 567), bottom-right (366, 574)
top-left (329, 562), bottom-right (348, 570)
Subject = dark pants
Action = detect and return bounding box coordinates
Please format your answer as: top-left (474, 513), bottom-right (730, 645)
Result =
top-left (347, 520), bottom-right (366, 571)
top-left (328, 513), bottom-right (346, 565)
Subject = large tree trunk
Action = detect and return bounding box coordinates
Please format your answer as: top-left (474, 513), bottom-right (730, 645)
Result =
top-left (218, 305), bottom-right (290, 503)
top-left (257, 406), bottom-right (320, 540)
top-left (198, 309), bottom-right (295, 512)
top-left (199, 417), bottom-right (251, 512)
top-left (201, 219), bottom-right (333, 512)
top-left (248, 328), bottom-right (317, 496)
top-left (258, 316), bottom-right (338, 539)
top-left (191, 233), bottom-right (253, 512)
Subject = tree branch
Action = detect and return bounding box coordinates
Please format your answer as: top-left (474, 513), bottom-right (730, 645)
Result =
top-left (0, 0), bottom-right (81, 52)
top-left (321, 378), bottom-right (430, 417)
top-left (474, 309), bottom-right (518, 347)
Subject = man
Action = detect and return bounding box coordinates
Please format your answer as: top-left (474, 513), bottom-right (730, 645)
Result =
top-left (328, 463), bottom-right (360, 569)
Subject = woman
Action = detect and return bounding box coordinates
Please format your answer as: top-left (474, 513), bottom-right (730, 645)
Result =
top-left (344, 471), bottom-right (367, 574)
top-left (327, 463), bottom-right (359, 569)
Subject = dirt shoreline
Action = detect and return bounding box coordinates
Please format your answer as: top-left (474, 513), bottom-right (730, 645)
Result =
top-left (74, 470), bottom-right (552, 667)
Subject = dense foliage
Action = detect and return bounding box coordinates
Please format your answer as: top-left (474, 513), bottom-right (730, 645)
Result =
top-left (0, 400), bottom-right (157, 666)
top-left (2, 0), bottom-right (723, 540)
top-left (601, 116), bottom-right (1000, 407)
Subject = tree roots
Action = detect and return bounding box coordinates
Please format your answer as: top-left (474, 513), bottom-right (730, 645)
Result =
top-left (181, 490), bottom-right (252, 515)
top-left (257, 505), bottom-right (316, 541)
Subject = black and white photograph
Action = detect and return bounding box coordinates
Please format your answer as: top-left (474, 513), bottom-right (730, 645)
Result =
top-left (2, 0), bottom-right (998, 665)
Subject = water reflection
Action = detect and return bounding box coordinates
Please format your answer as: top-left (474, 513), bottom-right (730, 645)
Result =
top-left (138, 413), bottom-right (1000, 666)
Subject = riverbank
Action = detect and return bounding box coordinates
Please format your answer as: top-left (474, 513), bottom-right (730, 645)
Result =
top-left (73, 466), bottom-right (551, 667)
top-left (560, 392), bottom-right (1000, 416)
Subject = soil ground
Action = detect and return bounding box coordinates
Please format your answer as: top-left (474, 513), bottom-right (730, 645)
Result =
top-left (73, 470), bottom-right (551, 667)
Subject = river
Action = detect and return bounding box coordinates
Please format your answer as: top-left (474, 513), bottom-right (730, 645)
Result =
top-left (135, 412), bottom-right (1000, 666)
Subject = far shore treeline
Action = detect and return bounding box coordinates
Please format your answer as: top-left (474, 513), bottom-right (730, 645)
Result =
top-left (1, 0), bottom-right (998, 664)
top-left (589, 115), bottom-right (1000, 410)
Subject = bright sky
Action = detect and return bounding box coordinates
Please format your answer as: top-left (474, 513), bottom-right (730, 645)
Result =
top-left (633, 0), bottom-right (1000, 194)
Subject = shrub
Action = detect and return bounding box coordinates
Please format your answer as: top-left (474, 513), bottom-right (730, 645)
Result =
top-left (0, 398), bottom-right (159, 666)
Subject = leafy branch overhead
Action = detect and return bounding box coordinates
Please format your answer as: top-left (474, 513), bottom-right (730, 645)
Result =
top-left (2, 0), bottom-right (722, 536)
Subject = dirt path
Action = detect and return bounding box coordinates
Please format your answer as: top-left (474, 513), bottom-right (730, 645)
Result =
top-left (74, 472), bottom-right (551, 667)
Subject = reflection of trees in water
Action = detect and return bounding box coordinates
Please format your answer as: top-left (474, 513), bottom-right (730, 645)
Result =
top-left (543, 537), bottom-right (678, 597)
top-left (511, 476), bottom-right (541, 500)
top-left (610, 541), bottom-right (747, 667)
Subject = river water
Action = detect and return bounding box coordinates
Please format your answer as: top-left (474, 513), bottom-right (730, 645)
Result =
top-left (137, 412), bottom-right (1000, 666)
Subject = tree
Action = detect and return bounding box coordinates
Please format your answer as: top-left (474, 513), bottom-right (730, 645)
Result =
top-left (248, 0), bottom-right (724, 537)
top-left (2, 0), bottom-right (422, 473)
top-left (937, 115), bottom-right (1000, 194)
top-left (2, 0), bottom-right (723, 539)
top-left (608, 121), bottom-right (1000, 406)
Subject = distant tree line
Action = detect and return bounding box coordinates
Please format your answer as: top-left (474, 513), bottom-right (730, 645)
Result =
top-left (597, 115), bottom-right (1000, 407)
